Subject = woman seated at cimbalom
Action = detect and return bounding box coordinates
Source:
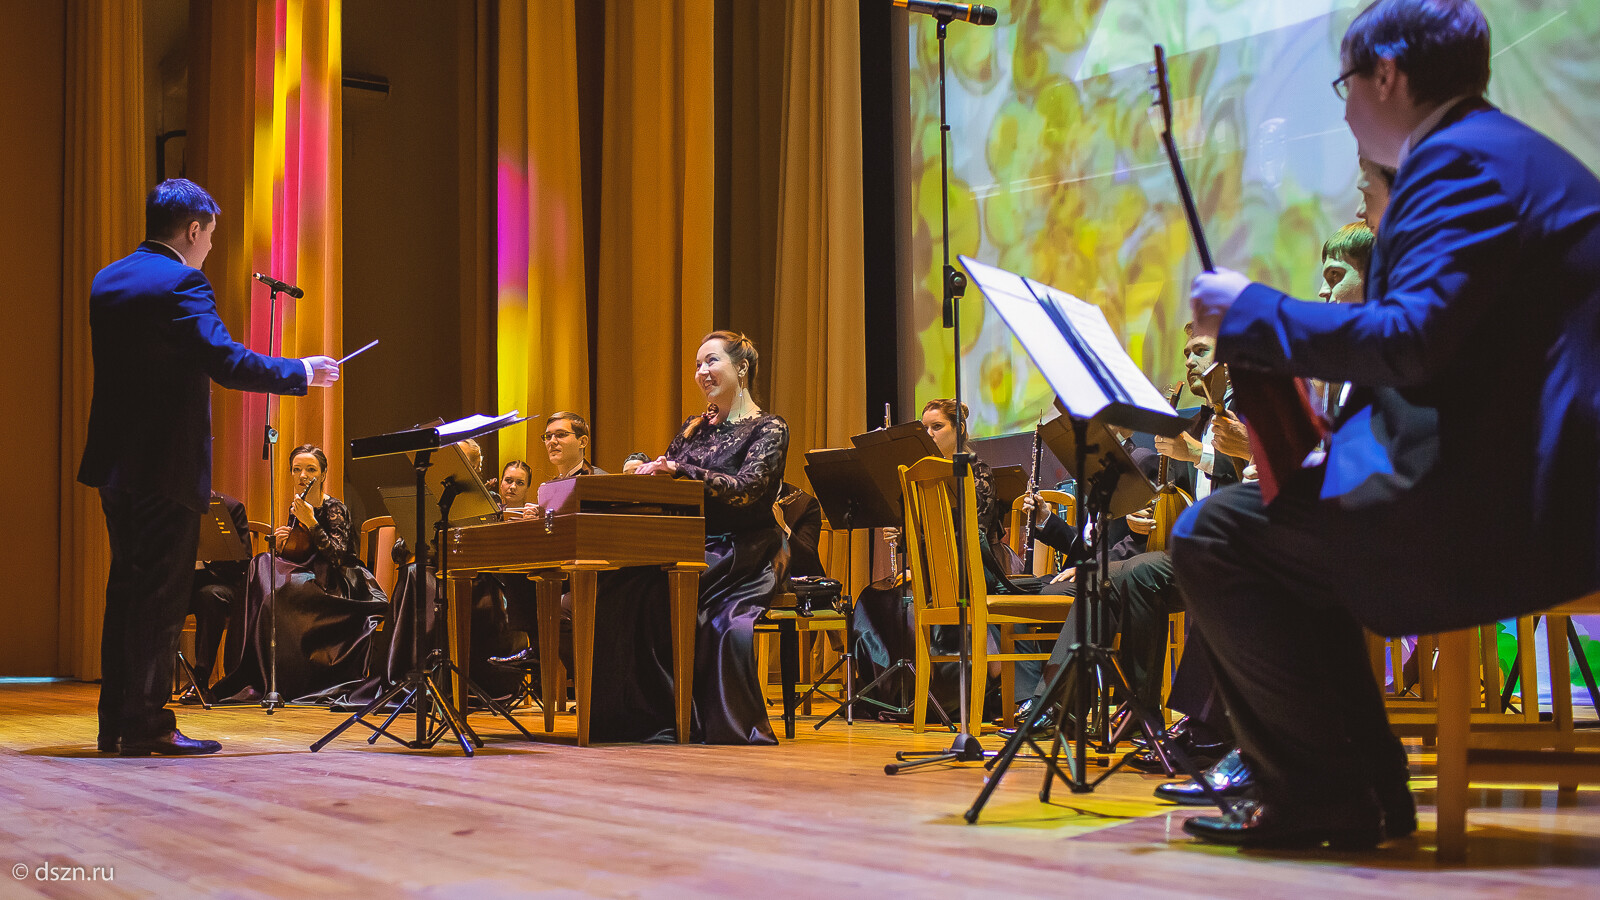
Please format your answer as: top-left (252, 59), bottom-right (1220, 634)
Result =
top-left (591, 330), bottom-right (790, 745)
top-left (211, 444), bottom-right (389, 704)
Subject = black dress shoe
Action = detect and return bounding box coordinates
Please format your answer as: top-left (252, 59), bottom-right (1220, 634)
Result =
top-left (996, 702), bottom-right (1057, 740)
top-left (96, 736), bottom-right (119, 754)
top-left (1154, 748), bottom-right (1255, 806)
top-left (1379, 782), bottom-right (1417, 839)
top-left (1181, 798), bottom-right (1383, 850)
top-left (487, 648), bottom-right (540, 671)
top-left (177, 685), bottom-right (210, 706)
top-left (119, 729), bottom-right (222, 757)
top-left (1125, 730), bottom-right (1230, 774)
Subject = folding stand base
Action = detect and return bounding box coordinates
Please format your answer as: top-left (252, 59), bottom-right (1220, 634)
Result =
top-left (310, 656), bottom-right (535, 756)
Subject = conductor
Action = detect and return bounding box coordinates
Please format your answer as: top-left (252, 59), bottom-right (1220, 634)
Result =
top-left (78, 178), bottom-right (340, 756)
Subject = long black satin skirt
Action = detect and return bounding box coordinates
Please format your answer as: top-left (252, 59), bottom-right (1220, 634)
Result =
top-left (210, 553), bottom-right (388, 703)
top-left (587, 528), bottom-right (781, 745)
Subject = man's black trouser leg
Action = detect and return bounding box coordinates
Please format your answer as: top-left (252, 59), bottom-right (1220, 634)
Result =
top-left (1169, 481), bottom-right (1402, 815)
top-left (99, 488), bottom-right (200, 742)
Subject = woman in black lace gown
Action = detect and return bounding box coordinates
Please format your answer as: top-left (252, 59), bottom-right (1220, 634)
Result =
top-left (590, 331), bottom-right (789, 744)
top-left (212, 445), bottom-right (388, 703)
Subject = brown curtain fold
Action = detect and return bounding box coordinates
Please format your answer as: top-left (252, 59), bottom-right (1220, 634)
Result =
top-left (592, 0), bottom-right (718, 466)
top-left (60, 0), bottom-right (147, 680)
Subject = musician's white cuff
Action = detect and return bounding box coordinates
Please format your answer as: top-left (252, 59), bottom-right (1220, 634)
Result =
top-left (1198, 442), bottom-right (1216, 475)
top-left (302, 358), bottom-right (314, 385)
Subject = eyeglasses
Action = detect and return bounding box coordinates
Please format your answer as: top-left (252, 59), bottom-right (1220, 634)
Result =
top-left (1331, 65), bottom-right (1365, 101)
top-left (541, 430), bottom-right (575, 443)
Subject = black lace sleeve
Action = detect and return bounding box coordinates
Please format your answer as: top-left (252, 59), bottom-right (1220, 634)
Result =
top-left (312, 497), bottom-right (356, 565)
top-left (671, 416), bottom-right (790, 509)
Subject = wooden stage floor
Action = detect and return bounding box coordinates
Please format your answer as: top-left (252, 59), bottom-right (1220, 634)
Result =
top-left (2, 682), bottom-right (1598, 898)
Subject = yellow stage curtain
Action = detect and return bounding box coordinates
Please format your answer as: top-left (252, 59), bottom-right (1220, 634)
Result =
top-left (768, 0), bottom-right (869, 593)
top-left (189, 0), bottom-right (343, 523)
top-left (496, 0), bottom-right (591, 476)
top-left (593, 0), bottom-right (717, 466)
top-left (770, 0), bottom-right (868, 484)
top-left (59, 0), bottom-right (147, 680)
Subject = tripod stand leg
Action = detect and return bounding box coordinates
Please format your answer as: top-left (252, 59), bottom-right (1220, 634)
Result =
top-left (174, 651), bottom-right (212, 710)
top-left (310, 678), bottom-right (413, 751)
top-left (367, 687), bottom-right (418, 745)
top-left (453, 661), bottom-right (537, 742)
top-left (422, 671), bottom-right (478, 754)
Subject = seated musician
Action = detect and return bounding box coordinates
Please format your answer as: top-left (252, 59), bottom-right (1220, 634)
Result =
top-left (487, 412), bottom-right (607, 675)
top-left (591, 330), bottom-right (790, 744)
top-left (1155, 208), bottom-right (1386, 810)
top-left (852, 399), bottom-right (1015, 719)
top-left (210, 445), bottom-right (389, 704)
top-left (180, 490), bottom-right (250, 703)
top-left (1004, 338), bottom-right (1241, 759)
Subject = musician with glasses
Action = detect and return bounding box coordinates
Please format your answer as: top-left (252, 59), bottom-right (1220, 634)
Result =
top-left (1176, 0), bottom-right (1600, 848)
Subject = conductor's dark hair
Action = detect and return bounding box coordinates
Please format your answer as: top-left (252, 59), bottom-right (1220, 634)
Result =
top-left (1341, 0), bottom-right (1491, 106)
top-left (146, 178), bottom-right (221, 240)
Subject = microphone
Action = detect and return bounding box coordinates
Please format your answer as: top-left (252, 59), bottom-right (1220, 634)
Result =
top-left (892, 0), bottom-right (998, 25)
top-left (253, 272), bottom-right (304, 299)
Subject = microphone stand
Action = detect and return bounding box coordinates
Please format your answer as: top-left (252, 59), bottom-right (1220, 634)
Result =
top-left (886, 11), bottom-right (985, 773)
top-left (261, 283), bottom-right (285, 714)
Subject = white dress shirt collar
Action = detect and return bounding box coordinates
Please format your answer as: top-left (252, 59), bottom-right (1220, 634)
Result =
top-left (1396, 94), bottom-right (1472, 170)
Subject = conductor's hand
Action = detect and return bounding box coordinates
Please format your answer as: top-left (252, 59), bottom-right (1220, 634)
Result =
top-left (1212, 410), bottom-right (1253, 461)
top-left (635, 457), bottom-right (680, 476)
top-left (1154, 432), bottom-right (1202, 463)
top-left (1190, 268), bottom-right (1252, 338)
top-left (304, 355), bottom-right (340, 387)
top-left (1021, 491), bottom-right (1049, 528)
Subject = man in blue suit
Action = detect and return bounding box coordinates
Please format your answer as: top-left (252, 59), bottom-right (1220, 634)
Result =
top-left (78, 179), bottom-right (340, 756)
top-left (1172, 0), bottom-right (1600, 847)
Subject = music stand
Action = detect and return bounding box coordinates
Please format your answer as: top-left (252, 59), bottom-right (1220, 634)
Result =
top-left (990, 464), bottom-right (1029, 514)
top-left (311, 412), bottom-right (535, 756)
top-left (177, 499), bottom-right (253, 708)
top-left (802, 447), bottom-right (953, 731)
top-left (955, 255), bottom-right (1225, 821)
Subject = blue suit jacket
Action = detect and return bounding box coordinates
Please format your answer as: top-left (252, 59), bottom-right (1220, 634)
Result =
top-left (77, 243), bottom-right (308, 512)
top-left (1217, 102), bottom-right (1600, 630)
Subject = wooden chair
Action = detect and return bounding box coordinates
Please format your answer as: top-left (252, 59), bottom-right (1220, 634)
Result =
top-left (246, 520), bottom-right (273, 555)
top-left (359, 515), bottom-right (398, 599)
top-left (900, 456), bottom-right (1071, 736)
top-left (1435, 593), bottom-right (1600, 862)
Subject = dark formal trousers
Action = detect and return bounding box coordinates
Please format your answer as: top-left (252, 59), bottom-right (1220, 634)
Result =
top-left (1014, 551), bottom-right (1180, 710)
top-left (98, 487), bottom-right (201, 743)
top-left (1169, 480), bottom-right (1407, 816)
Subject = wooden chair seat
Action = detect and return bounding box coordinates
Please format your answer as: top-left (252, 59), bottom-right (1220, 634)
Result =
top-left (1435, 592), bottom-right (1600, 862)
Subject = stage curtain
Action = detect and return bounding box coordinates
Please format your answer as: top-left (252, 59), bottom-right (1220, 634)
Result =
top-left (460, 0), bottom-right (495, 444)
top-left (769, 0), bottom-right (869, 582)
top-left (59, 0), bottom-right (146, 680)
top-left (189, 0), bottom-right (343, 524)
top-left (496, 0), bottom-right (590, 474)
top-left (592, 0), bottom-right (717, 466)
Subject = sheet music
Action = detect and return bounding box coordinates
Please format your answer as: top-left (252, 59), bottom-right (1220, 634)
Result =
top-left (1027, 279), bottom-right (1175, 414)
top-left (958, 257), bottom-right (1110, 415)
top-left (960, 255), bottom-right (1186, 437)
top-left (438, 411), bottom-right (519, 440)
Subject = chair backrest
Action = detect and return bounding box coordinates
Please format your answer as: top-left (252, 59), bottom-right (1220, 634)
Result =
top-left (899, 456), bottom-right (988, 624)
top-left (246, 520), bottom-right (272, 556)
top-left (359, 515), bottom-right (398, 599)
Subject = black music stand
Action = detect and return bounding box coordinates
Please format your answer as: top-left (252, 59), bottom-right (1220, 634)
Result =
top-left (802, 445), bottom-right (952, 731)
top-left (176, 499), bottom-right (253, 708)
top-left (311, 412), bottom-right (534, 756)
top-left (955, 255), bottom-right (1225, 821)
